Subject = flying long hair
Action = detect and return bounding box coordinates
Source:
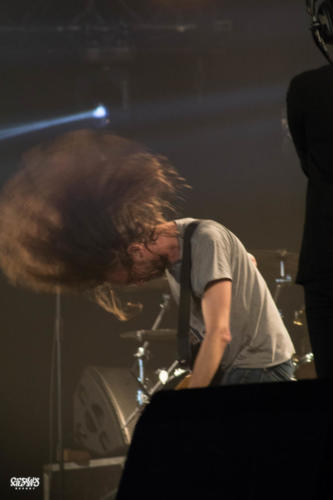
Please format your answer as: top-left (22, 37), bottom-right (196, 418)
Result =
top-left (0, 129), bottom-right (187, 319)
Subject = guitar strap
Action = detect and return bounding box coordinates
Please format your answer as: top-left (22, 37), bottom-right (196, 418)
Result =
top-left (177, 221), bottom-right (199, 368)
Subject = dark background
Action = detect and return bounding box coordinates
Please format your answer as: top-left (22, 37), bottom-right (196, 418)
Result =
top-left (0, 1), bottom-right (323, 498)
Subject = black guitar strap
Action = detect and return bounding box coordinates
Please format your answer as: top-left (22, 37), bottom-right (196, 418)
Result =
top-left (177, 221), bottom-right (199, 368)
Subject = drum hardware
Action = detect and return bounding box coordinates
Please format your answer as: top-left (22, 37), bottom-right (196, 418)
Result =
top-left (293, 306), bottom-right (305, 326)
top-left (252, 249), bottom-right (315, 377)
top-left (150, 360), bottom-right (187, 392)
top-left (120, 328), bottom-right (176, 341)
top-left (121, 359), bottom-right (188, 432)
top-left (251, 248), bottom-right (295, 304)
top-left (122, 292), bottom-right (193, 430)
top-left (272, 257), bottom-right (314, 375)
top-left (128, 293), bottom-right (171, 406)
top-left (155, 365), bottom-right (188, 386)
top-left (122, 293), bottom-right (173, 429)
top-left (156, 368), bottom-right (170, 385)
top-left (131, 340), bottom-right (151, 406)
top-left (273, 251), bottom-right (293, 303)
top-left (292, 352), bottom-right (314, 369)
top-left (152, 293), bottom-right (171, 329)
top-left (74, 292), bottom-right (183, 461)
top-left (250, 249), bottom-right (298, 284)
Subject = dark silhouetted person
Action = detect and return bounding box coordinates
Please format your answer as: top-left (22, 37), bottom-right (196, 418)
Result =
top-left (287, 63), bottom-right (333, 378)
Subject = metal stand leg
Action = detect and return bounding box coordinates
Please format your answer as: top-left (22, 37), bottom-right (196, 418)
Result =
top-left (122, 294), bottom-right (173, 431)
top-left (55, 290), bottom-right (64, 500)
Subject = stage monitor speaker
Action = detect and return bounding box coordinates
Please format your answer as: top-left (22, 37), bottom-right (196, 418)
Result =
top-left (116, 379), bottom-right (333, 500)
top-left (73, 366), bottom-right (140, 457)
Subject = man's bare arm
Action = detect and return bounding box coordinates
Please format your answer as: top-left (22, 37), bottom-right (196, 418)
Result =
top-left (188, 279), bottom-right (232, 388)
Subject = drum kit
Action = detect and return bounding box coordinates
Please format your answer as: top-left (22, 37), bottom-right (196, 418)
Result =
top-left (119, 248), bottom-right (315, 406)
top-left (73, 248), bottom-right (315, 465)
top-left (252, 248), bottom-right (314, 377)
top-left (113, 248), bottom-right (315, 423)
top-left (118, 293), bottom-right (186, 430)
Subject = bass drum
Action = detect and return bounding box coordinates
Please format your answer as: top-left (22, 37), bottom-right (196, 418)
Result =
top-left (73, 366), bottom-right (140, 457)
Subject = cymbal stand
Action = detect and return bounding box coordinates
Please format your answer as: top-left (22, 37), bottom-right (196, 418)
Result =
top-left (132, 341), bottom-right (150, 406)
top-left (123, 358), bottom-right (187, 431)
top-left (151, 293), bottom-right (171, 331)
top-left (273, 253), bottom-right (292, 305)
top-left (124, 294), bottom-right (171, 428)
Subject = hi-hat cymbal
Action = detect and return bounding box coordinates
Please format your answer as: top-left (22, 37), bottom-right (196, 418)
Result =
top-left (120, 328), bottom-right (176, 341)
top-left (250, 249), bottom-right (299, 282)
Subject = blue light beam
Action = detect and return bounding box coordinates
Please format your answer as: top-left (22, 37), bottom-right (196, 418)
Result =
top-left (0, 105), bottom-right (109, 141)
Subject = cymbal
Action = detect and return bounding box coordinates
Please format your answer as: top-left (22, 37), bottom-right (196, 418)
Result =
top-left (250, 249), bottom-right (299, 282)
top-left (120, 328), bottom-right (176, 341)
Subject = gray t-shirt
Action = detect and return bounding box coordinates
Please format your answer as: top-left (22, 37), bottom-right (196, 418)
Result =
top-left (166, 218), bottom-right (295, 370)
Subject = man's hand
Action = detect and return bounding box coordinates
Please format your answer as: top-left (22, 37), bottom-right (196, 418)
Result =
top-left (188, 279), bottom-right (232, 388)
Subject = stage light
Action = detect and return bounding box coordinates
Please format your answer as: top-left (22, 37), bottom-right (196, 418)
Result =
top-left (92, 105), bottom-right (107, 118)
top-left (0, 104), bottom-right (109, 141)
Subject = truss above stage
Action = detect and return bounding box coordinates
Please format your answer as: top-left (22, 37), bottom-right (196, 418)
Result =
top-left (0, 0), bottom-right (232, 59)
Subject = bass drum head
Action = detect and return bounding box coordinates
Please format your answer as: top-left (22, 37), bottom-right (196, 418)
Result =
top-left (73, 366), bottom-right (140, 457)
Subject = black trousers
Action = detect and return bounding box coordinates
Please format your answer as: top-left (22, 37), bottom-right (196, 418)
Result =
top-left (304, 280), bottom-right (333, 378)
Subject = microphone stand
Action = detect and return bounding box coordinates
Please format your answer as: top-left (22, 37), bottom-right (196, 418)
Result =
top-left (55, 289), bottom-right (64, 499)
